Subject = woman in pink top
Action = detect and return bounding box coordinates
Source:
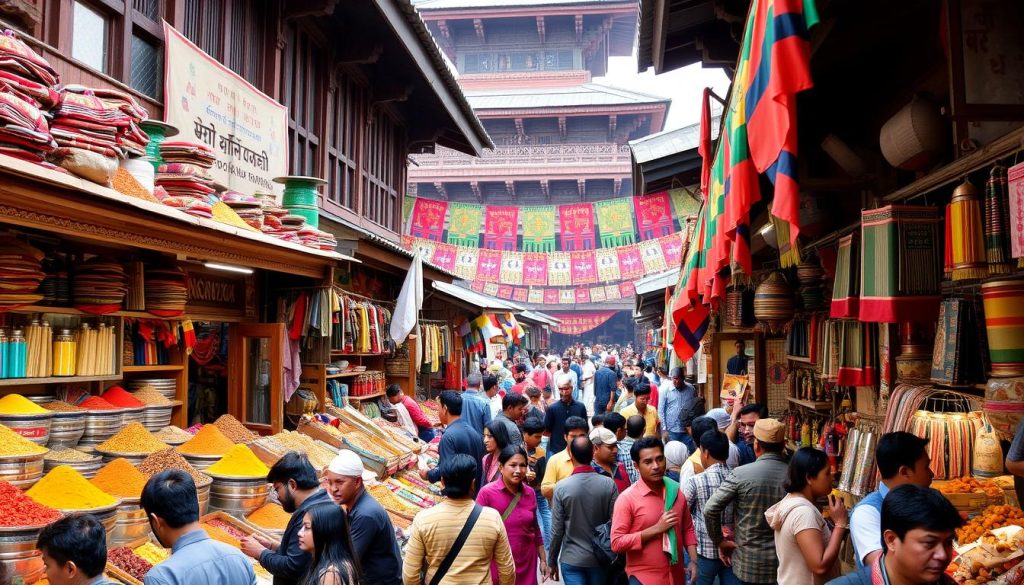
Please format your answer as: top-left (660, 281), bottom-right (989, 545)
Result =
top-left (477, 445), bottom-right (547, 585)
top-left (482, 420), bottom-right (513, 485)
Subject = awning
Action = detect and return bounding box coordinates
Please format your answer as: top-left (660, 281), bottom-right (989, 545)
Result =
top-left (431, 281), bottom-right (523, 312)
top-left (635, 268), bottom-right (680, 296)
top-left (519, 310), bottom-right (560, 326)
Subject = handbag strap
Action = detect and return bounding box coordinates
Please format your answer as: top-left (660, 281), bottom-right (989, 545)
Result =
top-left (429, 504), bottom-right (483, 585)
top-left (500, 490), bottom-right (523, 522)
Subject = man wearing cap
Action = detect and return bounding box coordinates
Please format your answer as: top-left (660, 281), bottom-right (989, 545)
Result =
top-left (704, 419), bottom-right (789, 585)
top-left (461, 372), bottom-right (493, 436)
top-left (658, 367), bottom-right (702, 453)
top-left (490, 359), bottom-right (512, 385)
top-left (590, 427), bottom-right (631, 493)
top-left (594, 355), bottom-right (619, 415)
top-left (326, 450), bottom-right (403, 585)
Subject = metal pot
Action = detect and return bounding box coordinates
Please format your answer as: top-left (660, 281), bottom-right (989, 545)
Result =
top-left (47, 411), bottom-right (86, 449)
top-left (120, 407), bottom-right (145, 427)
top-left (94, 449), bottom-right (150, 466)
top-left (197, 482), bottom-right (211, 516)
top-left (207, 474), bottom-right (269, 518)
top-left (54, 503), bottom-right (118, 544)
top-left (180, 452), bottom-right (223, 471)
top-left (79, 411), bottom-right (124, 451)
top-left (0, 413), bottom-right (52, 447)
top-left (109, 497), bottom-right (152, 548)
top-left (141, 405), bottom-right (173, 432)
top-left (42, 452), bottom-right (102, 479)
top-left (0, 524), bottom-right (48, 584)
top-left (0, 452), bottom-right (46, 489)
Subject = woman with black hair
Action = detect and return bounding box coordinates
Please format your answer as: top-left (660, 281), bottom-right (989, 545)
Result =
top-left (477, 445), bottom-right (547, 584)
top-left (297, 503), bottom-right (361, 585)
top-left (765, 447), bottom-right (848, 585)
top-left (482, 419), bottom-right (512, 485)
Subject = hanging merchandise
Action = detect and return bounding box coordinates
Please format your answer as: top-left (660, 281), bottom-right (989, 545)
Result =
top-left (725, 286), bottom-right (754, 328)
top-left (859, 205), bottom-right (942, 323)
top-left (328, 289), bottom-right (393, 355)
top-left (983, 377), bottom-right (1024, 442)
top-left (981, 279), bottom-right (1024, 378)
top-left (415, 323), bottom-right (453, 374)
top-left (984, 166), bottom-right (1012, 275)
top-left (931, 297), bottom-right (988, 386)
top-left (944, 180), bottom-right (988, 281)
top-left (754, 271), bottom-right (794, 334)
top-left (797, 256), bottom-right (826, 311)
top-left (816, 319), bottom-right (878, 387)
top-left (773, 215), bottom-right (801, 268)
top-left (830, 234), bottom-right (859, 319)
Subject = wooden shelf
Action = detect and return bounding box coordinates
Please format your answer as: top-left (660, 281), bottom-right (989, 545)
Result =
top-left (326, 371), bottom-right (362, 379)
top-left (123, 364), bottom-right (184, 372)
top-left (330, 351), bottom-right (388, 357)
top-left (345, 391), bottom-right (383, 401)
top-left (787, 396), bottom-right (832, 411)
top-left (11, 305), bottom-right (181, 320)
top-left (786, 355), bottom-right (812, 363)
top-left (0, 374), bottom-right (122, 387)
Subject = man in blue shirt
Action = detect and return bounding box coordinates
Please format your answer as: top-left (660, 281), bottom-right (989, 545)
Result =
top-left (241, 452), bottom-right (332, 585)
top-left (36, 514), bottom-right (121, 585)
top-left (326, 450), bottom-right (404, 585)
top-left (460, 371), bottom-right (492, 435)
top-left (593, 355), bottom-right (620, 415)
top-left (726, 340), bottom-right (748, 375)
top-left (420, 390), bottom-right (485, 488)
top-left (544, 374), bottom-right (588, 456)
top-left (658, 366), bottom-right (702, 452)
top-left (142, 470), bottom-right (256, 585)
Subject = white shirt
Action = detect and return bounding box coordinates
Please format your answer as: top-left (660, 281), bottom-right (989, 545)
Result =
top-left (850, 501), bottom-right (882, 565)
top-left (582, 360), bottom-right (596, 381)
top-left (393, 402), bottom-right (417, 436)
top-left (489, 393), bottom-right (502, 418)
top-left (559, 368), bottom-right (578, 390)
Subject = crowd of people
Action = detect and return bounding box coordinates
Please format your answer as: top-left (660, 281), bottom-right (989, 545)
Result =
top-left (39, 344), bottom-right (964, 585)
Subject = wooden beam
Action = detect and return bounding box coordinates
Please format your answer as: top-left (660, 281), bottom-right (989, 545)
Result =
top-left (536, 16), bottom-right (546, 43)
top-left (474, 18), bottom-right (485, 42)
top-left (575, 15), bottom-right (583, 42)
top-left (558, 116), bottom-right (567, 141)
top-left (608, 114), bottom-right (618, 141)
top-left (505, 180), bottom-right (516, 201)
top-left (335, 44), bottom-right (383, 65)
top-left (578, 179), bottom-right (586, 200)
top-left (284, 0), bottom-right (338, 19)
top-left (372, 82), bottom-right (413, 103)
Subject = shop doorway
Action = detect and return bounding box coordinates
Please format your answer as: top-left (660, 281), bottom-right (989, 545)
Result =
top-left (187, 321), bottom-right (229, 425)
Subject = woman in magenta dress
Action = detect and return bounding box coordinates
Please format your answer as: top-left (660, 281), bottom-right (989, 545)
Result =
top-left (477, 445), bottom-right (547, 585)
top-left (482, 420), bottom-right (512, 485)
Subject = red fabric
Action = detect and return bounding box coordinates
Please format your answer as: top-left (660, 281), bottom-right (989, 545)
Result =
top-left (409, 198), bottom-right (448, 241)
top-left (430, 243), bottom-right (456, 273)
top-left (610, 479), bottom-right (698, 585)
top-left (476, 249), bottom-right (503, 282)
top-left (548, 312), bottom-right (617, 335)
top-left (570, 250), bottom-right (597, 284)
top-left (617, 246), bottom-right (644, 279)
top-left (483, 206), bottom-right (519, 250)
top-left (558, 204), bottom-right (596, 250)
top-left (522, 253), bottom-right (548, 286)
top-left (574, 288), bottom-right (590, 304)
top-left (633, 192), bottom-right (675, 239)
top-left (858, 297), bottom-right (940, 324)
top-left (699, 88), bottom-right (713, 198)
top-left (288, 293), bottom-right (306, 341)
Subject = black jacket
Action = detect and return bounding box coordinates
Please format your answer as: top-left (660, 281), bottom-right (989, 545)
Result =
top-left (259, 489), bottom-right (333, 585)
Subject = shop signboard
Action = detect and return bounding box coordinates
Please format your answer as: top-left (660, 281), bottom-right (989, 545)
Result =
top-left (185, 266), bottom-right (256, 319)
top-left (163, 23), bottom-right (288, 196)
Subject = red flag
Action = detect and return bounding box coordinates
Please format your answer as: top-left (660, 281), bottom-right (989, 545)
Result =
top-left (699, 88), bottom-right (713, 198)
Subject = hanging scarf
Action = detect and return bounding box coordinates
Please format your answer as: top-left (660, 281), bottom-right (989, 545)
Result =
top-left (664, 477), bottom-right (680, 565)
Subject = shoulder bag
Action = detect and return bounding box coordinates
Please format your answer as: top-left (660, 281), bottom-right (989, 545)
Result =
top-left (426, 504), bottom-right (483, 585)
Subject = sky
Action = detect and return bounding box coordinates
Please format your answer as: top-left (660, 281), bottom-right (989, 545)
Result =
top-left (594, 56), bottom-right (732, 133)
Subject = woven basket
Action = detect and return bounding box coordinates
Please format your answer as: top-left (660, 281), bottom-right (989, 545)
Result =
top-left (754, 272), bottom-right (795, 332)
top-left (385, 358), bottom-right (409, 377)
top-left (879, 96), bottom-right (947, 171)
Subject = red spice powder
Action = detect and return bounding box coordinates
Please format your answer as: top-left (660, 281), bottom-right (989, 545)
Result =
top-left (0, 481), bottom-right (61, 526)
top-left (101, 386), bottom-right (144, 408)
top-left (79, 396), bottom-right (121, 410)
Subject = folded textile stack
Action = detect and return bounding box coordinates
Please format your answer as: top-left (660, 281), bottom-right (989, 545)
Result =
top-left (88, 87), bottom-right (149, 157)
top-left (0, 30), bottom-right (59, 109)
top-left (156, 142), bottom-right (216, 219)
top-left (51, 85), bottom-right (137, 159)
top-left (0, 89), bottom-right (55, 162)
top-left (39, 253), bottom-right (69, 306)
top-left (317, 230), bottom-right (337, 252)
top-left (0, 236), bottom-right (45, 309)
top-left (221, 191), bottom-right (264, 230)
top-left (72, 258), bottom-right (126, 314)
top-left (144, 266), bottom-right (187, 317)
top-left (298, 225), bottom-right (320, 249)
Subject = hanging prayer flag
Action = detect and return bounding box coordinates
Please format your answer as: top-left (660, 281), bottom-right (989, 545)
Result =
top-left (620, 281), bottom-right (635, 297)
top-left (1007, 162), bottom-right (1024, 258)
top-left (570, 250), bottom-right (598, 285)
top-left (447, 202), bottom-right (484, 247)
top-left (528, 288), bottom-right (544, 304)
top-left (512, 288), bottom-right (528, 303)
top-left (523, 252), bottom-right (548, 286)
top-left (454, 247), bottom-right (479, 280)
top-left (496, 285), bottom-right (514, 299)
top-left (595, 248), bottom-right (622, 281)
top-left (521, 206), bottom-right (557, 252)
top-left (605, 284), bottom-right (622, 300)
top-left (431, 243), bottom-right (457, 273)
top-left (403, 196), bottom-right (416, 231)
top-left (544, 288), bottom-right (560, 304)
top-left (575, 288), bottom-right (591, 303)
top-left (411, 239), bottom-right (436, 264)
top-left (470, 281), bottom-right (485, 293)
top-left (548, 252), bottom-right (572, 286)
top-left (483, 206), bottom-right (519, 250)
top-left (661, 232), bottom-right (685, 267)
top-left (590, 286), bottom-right (607, 303)
top-left (472, 314), bottom-right (502, 339)
top-left (483, 283), bottom-right (499, 297)
top-left (499, 251), bottom-right (525, 285)
top-left (617, 245), bottom-right (645, 279)
top-left (559, 289), bottom-right (575, 304)
top-left (634, 192), bottom-right (675, 240)
top-left (477, 249), bottom-right (503, 282)
top-left (559, 203), bottom-right (597, 251)
top-left (410, 198), bottom-right (448, 241)
top-left (670, 188), bottom-right (700, 220)
top-left (639, 239), bottom-right (668, 273)
top-left (401, 235), bottom-right (414, 250)
top-left (595, 197), bottom-right (636, 247)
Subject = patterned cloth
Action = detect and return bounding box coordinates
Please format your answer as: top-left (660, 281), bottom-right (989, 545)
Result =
top-left (682, 462), bottom-right (734, 559)
top-left (704, 452), bottom-right (788, 584)
top-left (618, 437), bottom-right (639, 483)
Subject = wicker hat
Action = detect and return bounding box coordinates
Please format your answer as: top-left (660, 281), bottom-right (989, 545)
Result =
top-left (753, 418), bottom-right (786, 444)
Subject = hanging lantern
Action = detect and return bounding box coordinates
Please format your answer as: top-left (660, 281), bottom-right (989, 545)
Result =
top-left (754, 272), bottom-right (795, 334)
top-left (946, 179), bottom-right (988, 281)
top-left (879, 96), bottom-right (947, 171)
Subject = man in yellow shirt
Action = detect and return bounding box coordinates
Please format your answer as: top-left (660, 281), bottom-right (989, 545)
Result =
top-left (620, 385), bottom-right (660, 437)
top-left (540, 416), bottom-right (590, 500)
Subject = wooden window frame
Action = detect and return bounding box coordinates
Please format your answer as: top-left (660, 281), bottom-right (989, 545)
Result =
top-left (325, 66), bottom-right (365, 212)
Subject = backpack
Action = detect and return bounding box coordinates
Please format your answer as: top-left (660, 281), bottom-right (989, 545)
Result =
top-left (679, 395), bottom-right (706, 429)
top-left (591, 520), bottom-right (625, 569)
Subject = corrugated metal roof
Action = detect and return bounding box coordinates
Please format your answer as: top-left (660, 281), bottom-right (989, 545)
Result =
top-left (466, 83), bottom-right (669, 110)
top-left (628, 113), bottom-right (721, 164)
top-left (433, 281), bottom-right (524, 311)
top-left (635, 268), bottom-right (679, 295)
top-left (520, 310), bottom-right (561, 325)
top-left (414, 0), bottom-right (627, 10)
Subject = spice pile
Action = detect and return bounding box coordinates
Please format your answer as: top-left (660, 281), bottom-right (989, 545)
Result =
top-left (152, 425), bottom-right (191, 444)
top-left (957, 505), bottom-right (1024, 544)
top-left (40, 400), bottom-right (83, 412)
top-left (109, 547), bottom-right (152, 581)
top-left (78, 396), bottom-right (120, 410)
top-left (213, 414), bottom-right (259, 443)
top-left (26, 465), bottom-right (117, 509)
top-left (91, 458), bottom-right (148, 498)
top-left (133, 542), bottom-right (169, 565)
top-left (0, 480), bottom-right (61, 526)
top-left (253, 431), bottom-right (336, 471)
top-left (177, 424), bottom-right (235, 456)
top-left (0, 423), bottom-right (47, 456)
top-left (207, 444), bottom-right (270, 478)
top-left (44, 448), bottom-right (97, 463)
top-left (96, 422), bottom-right (169, 454)
top-left (246, 503), bottom-right (291, 530)
top-left (137, 448), bottom-right (212, 488)
top-left (0, 393), bottom-right (48, 415)
top-left (101, 386), bottom-right (145, 408)
top-left (132, 387), bottom-right (172, 406)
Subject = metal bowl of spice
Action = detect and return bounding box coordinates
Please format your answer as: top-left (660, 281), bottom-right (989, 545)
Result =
top-left (206, 445), bottom-right (271, 516)
top-left (41, 404), bottom-right (87, 449)
top-left (0, 481), bottom-right (63, 584)
top-left (43, 448), bottom-right (102, 479)
top-left (93, 422), bottom-right (171, 465)
top-left (0, 395), bottom-right (55, 447)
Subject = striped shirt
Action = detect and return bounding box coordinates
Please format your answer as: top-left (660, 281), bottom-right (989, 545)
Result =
top-left (682, 462), bottom-right (734, 559)
top-left (618, 437), bottom-right (639, 483)
top-left (402, 498), bottom-right (515, 585)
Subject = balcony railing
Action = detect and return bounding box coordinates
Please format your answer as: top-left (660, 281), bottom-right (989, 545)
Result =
top-left (410, 143), bottom-right (632, 168)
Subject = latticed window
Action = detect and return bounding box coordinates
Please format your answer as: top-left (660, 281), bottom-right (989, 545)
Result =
top-left (326, 71), bottom-right (364, 210)
top-left (281, 25), bottom-right (324, 177)
top-left (363, 107), bottom-right (404, 231)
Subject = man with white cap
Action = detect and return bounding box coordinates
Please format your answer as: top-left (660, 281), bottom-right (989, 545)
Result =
top-left (326, 450), bottom-right (403, 585)
top-left (590, 426), bottom-right (630, 493)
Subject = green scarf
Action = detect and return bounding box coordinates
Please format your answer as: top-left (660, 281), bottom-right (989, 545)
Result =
top-left (664, 476), bottom-right (680, 565)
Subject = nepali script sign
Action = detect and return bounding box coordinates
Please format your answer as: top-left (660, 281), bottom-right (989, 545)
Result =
top-left (162, 22), bottom-right (288, 195)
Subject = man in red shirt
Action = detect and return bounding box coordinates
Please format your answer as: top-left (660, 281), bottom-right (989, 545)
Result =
top-left (611, 436), bottom-right (698, 585)
top-left (385, 384), bottom-right (435, 442)
top-left (510, 364), bottom-right (532, 395)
